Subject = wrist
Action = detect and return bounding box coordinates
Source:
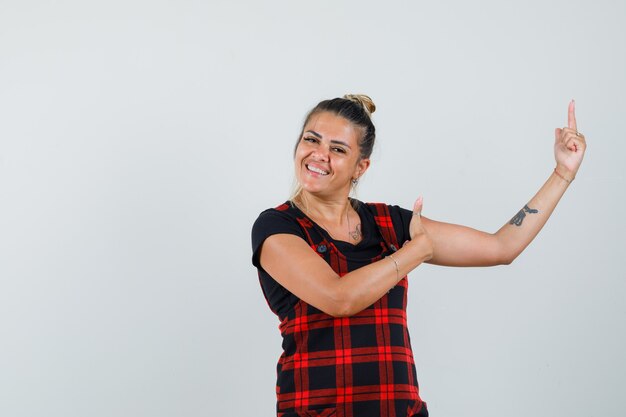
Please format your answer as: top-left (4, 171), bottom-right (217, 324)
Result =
top-left (402, 234), bottom-right (433, 263)
top-left (553, 165), bottom-right (575, 184)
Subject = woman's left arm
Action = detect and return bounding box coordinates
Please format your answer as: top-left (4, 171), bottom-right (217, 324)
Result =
top-left (423, 100), bottom-right (587, 267)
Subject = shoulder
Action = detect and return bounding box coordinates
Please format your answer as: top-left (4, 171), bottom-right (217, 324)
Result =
top-left (252, 202), bottom-right (302, 234)
top-left (360, 201), bottom-right (412, 243)
top-left (251, 202), bottom-right (308, 266)
top-left (360, 201), bottom-right (411, 221)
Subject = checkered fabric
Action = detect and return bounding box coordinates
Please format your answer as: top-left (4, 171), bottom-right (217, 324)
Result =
top-left (265, 202), bottom-right (428, 417)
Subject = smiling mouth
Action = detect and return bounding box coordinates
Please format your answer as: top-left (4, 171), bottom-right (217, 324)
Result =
top-left (306, 164), bottom-right (329, 176)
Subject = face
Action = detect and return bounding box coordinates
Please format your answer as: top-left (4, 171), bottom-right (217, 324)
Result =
top-left (294, 111), bottom-right (370, 199)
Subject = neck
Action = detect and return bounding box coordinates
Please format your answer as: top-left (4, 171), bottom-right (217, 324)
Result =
top-left (296, 192), bottom-right (352, 224)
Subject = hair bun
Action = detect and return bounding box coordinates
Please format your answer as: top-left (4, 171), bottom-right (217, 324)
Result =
top-left (343, 94), bottom-right (376, 115)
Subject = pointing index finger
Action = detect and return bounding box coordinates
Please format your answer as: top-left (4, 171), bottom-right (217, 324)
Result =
top-left (568, 99), bottom-right (577, 131)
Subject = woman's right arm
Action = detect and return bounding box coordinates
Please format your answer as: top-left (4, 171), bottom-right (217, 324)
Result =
top-left (258, 200), bottom-right (433, 317)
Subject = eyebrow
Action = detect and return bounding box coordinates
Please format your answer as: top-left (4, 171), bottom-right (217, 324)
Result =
top-left (304, 130), bottom-right (322, 139)
top-left (304, 130), bottom-right (352, 149)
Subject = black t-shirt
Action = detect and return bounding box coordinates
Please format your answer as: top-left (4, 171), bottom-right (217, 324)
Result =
top-left (251, 200), bottom-right (413, 319)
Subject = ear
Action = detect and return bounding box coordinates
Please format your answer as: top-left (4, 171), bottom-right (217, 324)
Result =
top-left (354, 158), bottom-right (371, 180)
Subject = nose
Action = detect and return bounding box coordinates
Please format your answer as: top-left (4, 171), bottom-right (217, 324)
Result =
top-left (311, 144), bottom-right (330, 161)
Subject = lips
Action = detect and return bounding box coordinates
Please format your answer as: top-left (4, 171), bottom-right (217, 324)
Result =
top-left (306, 163), bottom-right (329, 176)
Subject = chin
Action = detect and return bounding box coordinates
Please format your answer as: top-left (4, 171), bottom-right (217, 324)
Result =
top-left (300, 184), bottom-right (325, 195)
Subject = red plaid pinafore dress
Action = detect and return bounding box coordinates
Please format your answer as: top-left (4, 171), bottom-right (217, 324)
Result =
top-left (264, 203), bottom-right (428, 417)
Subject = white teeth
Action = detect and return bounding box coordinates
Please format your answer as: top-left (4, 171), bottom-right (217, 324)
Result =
top-left (307, 165), bottom-right (329, 175)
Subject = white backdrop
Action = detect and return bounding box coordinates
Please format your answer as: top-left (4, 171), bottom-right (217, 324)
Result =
top-left (1, 1), bottom-right (625, 416)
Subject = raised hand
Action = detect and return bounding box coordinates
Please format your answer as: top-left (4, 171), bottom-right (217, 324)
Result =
top-left (408, 196), bottom-right (434, 262)
top-left (554, 100), bottom-right (587, 180)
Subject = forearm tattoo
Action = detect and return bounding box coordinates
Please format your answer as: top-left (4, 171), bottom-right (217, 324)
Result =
top-left (509, 205), bottom-right (539, 226)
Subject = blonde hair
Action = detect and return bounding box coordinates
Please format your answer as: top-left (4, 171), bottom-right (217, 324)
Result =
top-left (343, 94), bottom-right (376, 116)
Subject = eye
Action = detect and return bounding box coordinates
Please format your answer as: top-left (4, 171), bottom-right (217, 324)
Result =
top-left (331, 146), bottom-right (347, 154)
top-left (303, 136), bottom-right (318, 144)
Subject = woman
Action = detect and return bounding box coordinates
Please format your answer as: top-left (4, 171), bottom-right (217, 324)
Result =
top-left (251, 95), bottom-right (586, 417)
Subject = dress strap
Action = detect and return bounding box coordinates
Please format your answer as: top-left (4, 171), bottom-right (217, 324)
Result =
top-left (275, 202), bottom-right (348, 276)
top-left (367, 203), bottom-right (401, 252)
top-left (275, 202), bottom-right (326, 247)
